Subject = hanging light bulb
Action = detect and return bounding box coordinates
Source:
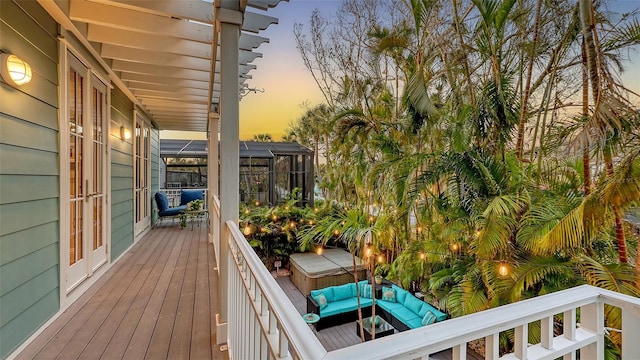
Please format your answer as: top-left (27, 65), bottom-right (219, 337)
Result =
top-left (243, 225), bottom-right (252, 236)
top-left (272, 214), bottom-right (278, 221)
top-left (364, 245), bottom-right (373, 258)
top-left (417, 226), bottom-right (423, 233)
top-left (498, 261), bottom-right (509, 276)
top-left (418, 252), bottom-right (426, 260)
top-left (333, 229), bottom-right (340, 236)
top-left (316, 246), bottom-right (323, 256)
top-left (450, 243), bottom-right (459, 252)
top-left (377, 254), bottom-right (384, 263)
top-left (244, 209), bottom-right (250, 215)
top-left (255, 201), bottom-right (260, 206)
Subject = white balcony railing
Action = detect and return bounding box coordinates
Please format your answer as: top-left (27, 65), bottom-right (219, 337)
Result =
top-left (212, 195), bottom-right (640, 360)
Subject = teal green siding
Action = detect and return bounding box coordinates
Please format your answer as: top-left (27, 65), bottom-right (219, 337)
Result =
top-left (110, 87), bottom-right (134, 261)
top-left (0, 1), bottom-right (60, 358)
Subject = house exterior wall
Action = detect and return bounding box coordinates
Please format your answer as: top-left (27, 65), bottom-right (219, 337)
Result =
top-left (0, 2), bottom-right (160, 357)
top-left (0, 1), bottom-right (61, 358)
top-left (109, 88), bottom-right (135, 261)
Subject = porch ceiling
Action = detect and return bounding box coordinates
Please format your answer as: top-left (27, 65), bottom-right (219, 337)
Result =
top-left (66, 0), bottom-right (285, 132)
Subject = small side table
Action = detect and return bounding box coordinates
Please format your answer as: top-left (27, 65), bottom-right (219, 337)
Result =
top-left (302, 313), bottom-right (320, 332)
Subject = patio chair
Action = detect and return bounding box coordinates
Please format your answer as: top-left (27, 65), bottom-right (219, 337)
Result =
top-left (154, 191), bottom-right (187, 226)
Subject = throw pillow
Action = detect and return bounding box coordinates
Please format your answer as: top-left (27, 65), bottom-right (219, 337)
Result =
top-left (314, 293), bottom-right (328, 310)
top-left (421, 310), bottom-right (436, 326)
top-left (381, 287), bottom-right (396, 302)
top-left (363, 284), bottom-right (372, 298)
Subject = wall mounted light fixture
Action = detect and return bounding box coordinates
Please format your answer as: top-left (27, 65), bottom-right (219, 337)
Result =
top-left (120, 126), bottom-right (132, 141)
top-left (0, 53), bottom-right (32, 86)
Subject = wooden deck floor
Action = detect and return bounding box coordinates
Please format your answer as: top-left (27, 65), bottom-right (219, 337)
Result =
top-left (15, 221), bottom-right (227, 360)
top-left (276, 275), bottom-right (484, 359)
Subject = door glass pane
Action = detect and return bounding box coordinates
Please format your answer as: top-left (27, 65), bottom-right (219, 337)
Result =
top-left (69, 67), bottom-right (84, 265)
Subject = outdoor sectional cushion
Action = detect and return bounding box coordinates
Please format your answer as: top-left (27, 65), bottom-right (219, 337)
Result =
top-left (377, 285), bottom-right (447, 329)
top-left (320, 297), bottom-right (373, 317)
top-left (310, 281), bottom-right (371, 318)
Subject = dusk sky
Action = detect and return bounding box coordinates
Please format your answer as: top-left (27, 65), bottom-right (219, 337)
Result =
top-left (166, 1), bottom-right (640, 140)
top-left (238, 0), bottom-right (335, 140)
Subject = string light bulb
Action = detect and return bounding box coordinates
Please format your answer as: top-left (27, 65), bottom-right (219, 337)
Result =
top-left (377, 254), bottom-right (384, 263)
top-left (243, 225), bottom-right (252, 236)
top-left (418, 252), bottom-right (426, 260)
top-left (316, 246), bottom-right (323, 256)
top-left (450, 243), bottom-right (459, 252)
top-left (364, 245), bottom-right (373, 258)
top-left (498, 261), bottom-right (509, 276)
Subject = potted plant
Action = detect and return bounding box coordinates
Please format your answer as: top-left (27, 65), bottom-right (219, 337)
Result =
top-left (375, 274), bottom-right (383, 284)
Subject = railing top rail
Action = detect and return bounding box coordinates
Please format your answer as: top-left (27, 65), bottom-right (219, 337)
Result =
top-left (323, 285), bottom-right (640, 360)
top-left (226, 220), bottom-right (328, 360)
top-left (212, 194), bottom-right (221, 214)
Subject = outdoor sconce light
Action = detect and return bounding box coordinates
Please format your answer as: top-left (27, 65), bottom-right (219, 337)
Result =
top-left (1, 53), bottom-right (32, 86)
top-left (120, 126), bottom-right (132, 141)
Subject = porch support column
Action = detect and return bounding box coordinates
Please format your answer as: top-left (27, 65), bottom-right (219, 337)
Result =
top-left (207, 116), bottom-right (219, 247)
top-left (215, 6), bottom-right (242, 346)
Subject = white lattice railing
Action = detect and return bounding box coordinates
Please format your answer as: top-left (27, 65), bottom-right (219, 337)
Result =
top-left (212, 195), bottom-right (640, 360)
top-left (160, 188), bottom-right (208, 209)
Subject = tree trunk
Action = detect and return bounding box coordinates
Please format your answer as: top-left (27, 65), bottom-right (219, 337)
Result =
top-left (515, 0), bottom-right (543, 160)
top-left (581, 39), bottom-right (592, 195)
top-left (352, 254), bottom-right (365, 342)
top-left (604, 146), bottom-right (628, 264)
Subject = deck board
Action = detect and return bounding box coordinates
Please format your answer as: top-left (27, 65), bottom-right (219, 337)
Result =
top-left (15, 221), bottom-right (227, 360)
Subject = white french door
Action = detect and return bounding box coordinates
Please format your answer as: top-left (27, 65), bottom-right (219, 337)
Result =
top-left (66, 53), bottom-right (108, 292)
top-left (134, 116), bottom-right (151, 237)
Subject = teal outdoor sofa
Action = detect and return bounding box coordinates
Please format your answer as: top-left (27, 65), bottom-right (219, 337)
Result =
top-left (307, 282), bottom-right (447, 332)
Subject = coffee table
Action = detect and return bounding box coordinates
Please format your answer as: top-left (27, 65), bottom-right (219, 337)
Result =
top-left (356, 315), bottom-right (394, 341)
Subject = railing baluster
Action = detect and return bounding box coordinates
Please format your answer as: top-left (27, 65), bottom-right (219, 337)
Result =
top-left (485, 333), bottom-right (499, 360)
top-left (580, 302), bottom-right (604, 360)
top-left (452, 343), bottom-right (466, 360)
top-left (541, 315), bottom-right (553, 349)
top-left (622, 306), bottom-right (640, 359)
top-left (514, 324), bottom-right (528, 360)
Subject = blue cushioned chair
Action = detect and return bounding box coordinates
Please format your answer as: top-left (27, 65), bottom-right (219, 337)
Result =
top-left (155, 192), bottom-right (187, 225)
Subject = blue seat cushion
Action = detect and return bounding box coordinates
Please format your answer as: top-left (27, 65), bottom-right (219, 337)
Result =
top-left (391, 307), bottom-right (421, 325)
top-left (403, 294), bottom-right (424, 315)
top-left (407, 317), bottom-right (425, 329)
top-left (180, 189), bottom-right (204, 205)
top-left (320, 298), bottom-right (373, 317)
top-left (377, 300), bottom-right (404, 313)
top-left (333, 283), bottom-right (354, 301)
top-left (311, 287), bottom-right (334, 303)
top-left (159, 204), bottom-right (186, 217)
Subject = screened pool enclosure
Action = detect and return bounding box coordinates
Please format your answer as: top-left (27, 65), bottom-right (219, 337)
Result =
top-left (160, 140), bottom-right (314, 206)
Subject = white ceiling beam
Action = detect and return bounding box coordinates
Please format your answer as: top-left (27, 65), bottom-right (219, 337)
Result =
top-left (147, 107), bottom-right (209, 114)
top-left (97, 0), bottom-right (214, 24)
top-left (88, 25), bottom-right (211, 59)
top-left (239, 50), bottom-right (262, 65)
top-left (141, 98), bottom-right (208, 108)
top-left (101, 44), bottom-right (211, 71)
top-left (239, 33), bottom-right (269, 51)
top-left (133, 88), bottom-right (210, 98)
top-left (127, 82), bottom-right (217, 94)
top-left (70, 0), bottom-right (212, 42)
top-left (243, 11), bottom-right (278, 33)
top-left (247, 0), bottom-right (288, 11)
top-left (136, 93), bottom-right (210, 102)
top-left (149, 110), bottom-right (209, 117)
top-left (121, 72), bottom-right (209, 88)
top-left (112, 60), bottom-right (210, 81)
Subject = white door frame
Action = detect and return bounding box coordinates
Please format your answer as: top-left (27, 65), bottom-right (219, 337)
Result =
top-left (134, 111), bottom-right (152, 239)
top-left (59, 40), bottom-right (112, 304)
